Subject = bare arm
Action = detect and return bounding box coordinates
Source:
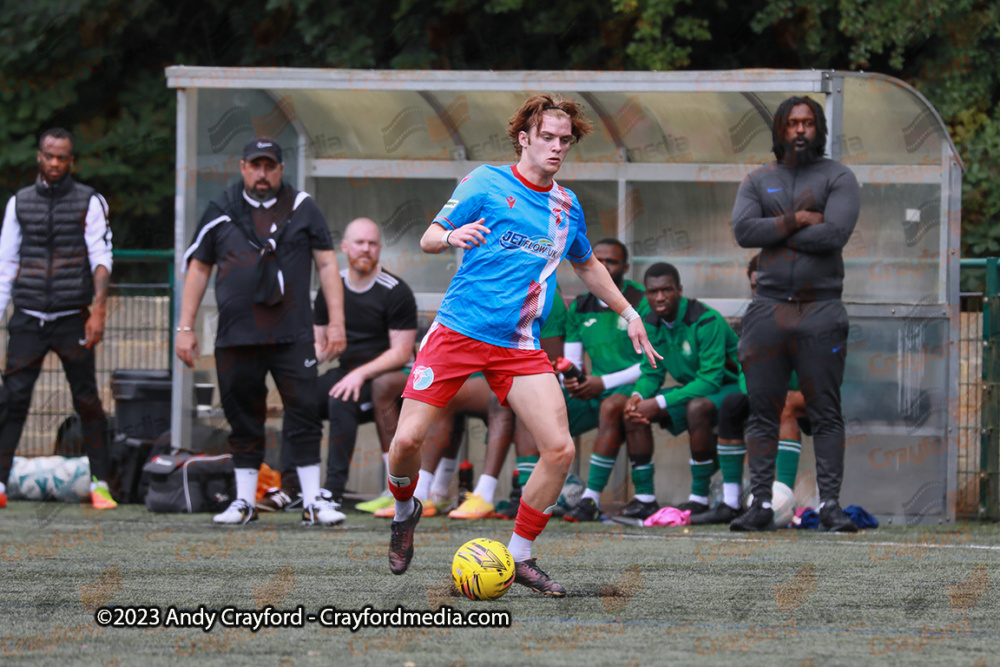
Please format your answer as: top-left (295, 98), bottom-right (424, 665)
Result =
top-left (314, 248), bottom-right (346, 361)
top-left (329, 328), bottom-right (417, 402)
top-left (572, 254), bottom-right (661, 368)
top-left (84, 265), bottom-right (110, 349)
top-left (420, 219), bottom-right (490, 254)
top-left (175, 259), bottom-right (212, 368)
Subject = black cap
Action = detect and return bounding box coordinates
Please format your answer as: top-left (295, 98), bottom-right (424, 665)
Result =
top-left (243, 138), bottom-right (283, 163)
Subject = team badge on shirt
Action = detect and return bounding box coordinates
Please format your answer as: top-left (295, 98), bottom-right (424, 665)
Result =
top-left (412, 366), bottom-right (435, 390)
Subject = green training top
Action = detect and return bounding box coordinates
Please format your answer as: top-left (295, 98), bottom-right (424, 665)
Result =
top-left (540, 283), bottom-right (567, 339)
top-left (565, 279), bottom-right (649, 377)
top-left (633, 297), bottom-right (740, 405)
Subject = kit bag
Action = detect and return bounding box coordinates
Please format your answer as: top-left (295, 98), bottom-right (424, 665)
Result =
top-left (143, 451), bottom-right (235, 513)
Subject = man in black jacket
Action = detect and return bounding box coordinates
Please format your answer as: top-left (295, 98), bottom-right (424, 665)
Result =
top-left (730, 96), bottom-right (860, 532)
top-left (0, 128), bottom-right (116, 510)
top-left (177, 137), bottom-right (347, 526)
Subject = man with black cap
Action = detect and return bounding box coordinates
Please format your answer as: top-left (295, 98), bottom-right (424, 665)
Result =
top-left (730, 96), bottom-right (860, 532)
top-left (177, 137), bottom-right (348, 526)
top-left (0, 127), bottom-right (116, 510)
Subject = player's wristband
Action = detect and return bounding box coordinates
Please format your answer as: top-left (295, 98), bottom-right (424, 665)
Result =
top-left (621, 306), bottom-right (640, 323)
top-left (655, 394), bottom-right (668, 410)
top-left (442, 230), bottom-right (453, 247)
top-left (176, 326), bottom-right (194, 333)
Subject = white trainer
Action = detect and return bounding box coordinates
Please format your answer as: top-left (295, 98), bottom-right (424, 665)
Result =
top-left (302, 490), bottom-right (346, 526)
top-left (213, 499), bottom-right (258, 525)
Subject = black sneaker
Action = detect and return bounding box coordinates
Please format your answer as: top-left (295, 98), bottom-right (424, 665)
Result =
top-left (514, 559), bottom-right (566, 597)
top-left (729, 498), bottom-right (775, 531)
top-left (819, 501), bottom-right (858, 532)
top-left (691, 502), bottom-right (741, 525)
top-left (563, 497), bottom-right (601, 523)
top-left (388, 498), bottom-right (422, 575)
top-left (618, 498), bottom-right (660, 520)
top-left (495, 496), bottom-right (519, 520)
top-left (256, 487), bottom-right (296, 513)
top-left (675, 500), bottom-right (709, 514)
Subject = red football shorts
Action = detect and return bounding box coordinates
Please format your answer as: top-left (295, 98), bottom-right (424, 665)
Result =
top-left (402, 323), bottom-right (554, 408)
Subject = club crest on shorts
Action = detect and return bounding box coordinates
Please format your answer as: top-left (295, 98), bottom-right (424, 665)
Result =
top-left (412, 366), bottom-right (435, 390)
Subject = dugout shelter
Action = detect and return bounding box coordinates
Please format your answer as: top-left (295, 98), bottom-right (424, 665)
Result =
top-left (167, 67), bottom-right (963, 525)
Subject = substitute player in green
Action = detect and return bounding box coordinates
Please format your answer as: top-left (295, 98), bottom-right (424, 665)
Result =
top-left (624, 262), bottom-right (741, 514)
top-left (561, 238), bottom-right (652, 522)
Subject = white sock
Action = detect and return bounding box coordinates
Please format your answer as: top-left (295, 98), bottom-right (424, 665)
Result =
top-left (581, 488), bottom-right (601, 504)
top-left (723, 483), bottom-right (742, 509)
top-left (297, 464), bottom-right (321, 506)
top-left (414, 470), bottom-right (434, 502)
top-left (431, 457), bottom-right (458, 497)
top-left (382, 452), bottom-right (390, 467)
top-left (394, 498), bottom-right (415, 521)
top-left (472, 475), bottom-right (498, 505)
top-left (507, 532), bottom-right (533, 562)
top-left (235, 468), bottom-right (259, 506)
top-left (688, 493), bottom-right (709, 505)
top-left (635, 493), bottom-right (656, 503)
top-left (0, 481), bottom-right (5, 495)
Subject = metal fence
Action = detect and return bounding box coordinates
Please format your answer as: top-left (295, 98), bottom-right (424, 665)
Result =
top-left (957, 258), bottom-right (1000, 520)
top-left (0, 250), bottom-right (173, 456)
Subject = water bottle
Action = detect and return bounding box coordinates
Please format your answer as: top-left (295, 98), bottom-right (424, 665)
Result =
top-left (554, 357), bottom-right (586, 382)
top-left (458, 459), bottom-right (474, 494)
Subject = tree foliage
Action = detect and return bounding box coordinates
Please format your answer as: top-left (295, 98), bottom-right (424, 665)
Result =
top-left (0, 0), bottom-right (995, 259)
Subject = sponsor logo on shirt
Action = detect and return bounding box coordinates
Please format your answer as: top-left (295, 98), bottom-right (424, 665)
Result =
top-left (412, 366), bottom-right (435, 390)
top-left (682, 341), bottom-right (692, 357)
top-left (498, 230), bottom-right (560, 260)
top-left (583, 318), bottom-right (597, 328)
top-left (441, 199), bottom-right (460, 213)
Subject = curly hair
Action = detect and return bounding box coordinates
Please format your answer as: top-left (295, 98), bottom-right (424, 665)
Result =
top-left (506, 94), bottom-right (593, 157)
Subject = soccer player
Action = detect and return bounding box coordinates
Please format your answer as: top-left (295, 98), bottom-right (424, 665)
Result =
top-left (730, 96), bottom-right (860, 532)
top-left (623, 263), bottom-right (741, 515)
top-left (384, 94), bottom-right (659, 596)
top-left (559, 238), bottom-right (651, 522)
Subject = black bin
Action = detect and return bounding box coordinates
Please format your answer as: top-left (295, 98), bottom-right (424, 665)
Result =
top-left (111, 370), bottom-right (172, 442)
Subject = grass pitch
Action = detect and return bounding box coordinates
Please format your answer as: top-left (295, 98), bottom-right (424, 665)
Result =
top-left (1, 501), bottom-right (998, 666)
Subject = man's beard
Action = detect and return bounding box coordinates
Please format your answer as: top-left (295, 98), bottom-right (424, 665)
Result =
top-left (779, 138), bottom-right (822, 166)
top-left (246, 183), bottom-right (279, 202)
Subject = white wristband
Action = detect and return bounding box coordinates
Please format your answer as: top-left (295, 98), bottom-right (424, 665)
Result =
top-left (621, 305), bottom-right (640, 323)
top-left (442, 230), bottom-right (453, 247)
top-left (655, 394), bottom-right (668, 410)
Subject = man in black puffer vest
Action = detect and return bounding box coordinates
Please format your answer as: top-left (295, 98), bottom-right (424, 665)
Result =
top-left (0, 128), bottom-right (117, 510)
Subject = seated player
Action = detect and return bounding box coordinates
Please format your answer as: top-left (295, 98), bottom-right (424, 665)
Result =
top-left (624, 262), bottom-right (741, 515)
top-left (374, 373), bottom-right (513, 518)
top-left (446, 283), bottom-right (568, 520)
top-left (258, 218), bottom-right (416, 517)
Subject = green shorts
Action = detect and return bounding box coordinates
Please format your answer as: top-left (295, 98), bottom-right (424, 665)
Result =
top-left (563, 383), bottom-right (634, 437)
top-left (658, 383), bottom-right (742, 436)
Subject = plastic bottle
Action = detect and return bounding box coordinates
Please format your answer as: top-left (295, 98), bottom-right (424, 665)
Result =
top-left (554, 357), bottom-right (586, 382)
top-left (458, 459), bottom-right (474, 494)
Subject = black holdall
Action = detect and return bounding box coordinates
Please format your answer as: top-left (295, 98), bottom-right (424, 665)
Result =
top-left (143, 450), bottom-right (235, 513)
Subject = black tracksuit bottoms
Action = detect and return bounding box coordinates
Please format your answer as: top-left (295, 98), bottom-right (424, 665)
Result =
top-left (739, 296), bottom-right (849, 504)
top-left (0, 309), bottom-right (109, 485)
top-left (215, 341), bottom-right (321, 470)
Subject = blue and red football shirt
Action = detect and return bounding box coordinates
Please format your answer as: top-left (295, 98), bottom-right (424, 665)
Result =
top-left (432, 165), bottom-right (592, 350)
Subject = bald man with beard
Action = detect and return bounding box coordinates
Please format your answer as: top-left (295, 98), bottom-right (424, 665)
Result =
top-left (311, 218), bottom-right (418, 510)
